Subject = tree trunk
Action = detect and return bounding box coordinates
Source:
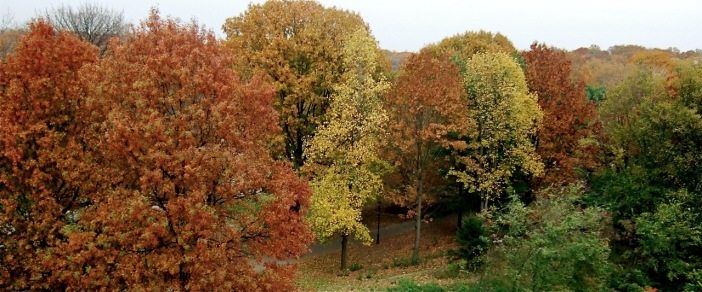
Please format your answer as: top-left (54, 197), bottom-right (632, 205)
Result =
top-left (412, 175), bottom-right (423, 263)
top-left (457, 185), bottom-right (464, 229)
top-left (340, 233), bottom-right (348, 270)
top-left (375, 199), bottom-right (381, 245)
top-left (480, 196), bottom-right (488, 212)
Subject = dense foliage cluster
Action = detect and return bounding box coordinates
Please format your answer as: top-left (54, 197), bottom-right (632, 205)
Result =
top-left (1, 1), bottom-right (701, 290)
top-left (1, 13), bottom-right (311, 290)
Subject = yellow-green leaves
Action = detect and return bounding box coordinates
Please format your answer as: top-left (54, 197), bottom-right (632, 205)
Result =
top-left (451, 52), bottom-right (543, 208)
top-left (306, 29), bottom-right (389, 244)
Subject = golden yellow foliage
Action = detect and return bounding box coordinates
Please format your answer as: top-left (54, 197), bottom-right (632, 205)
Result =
top-left (306, 29), bottom-right (389, 243)
top-left (450, 52), bottom-right (543, 209)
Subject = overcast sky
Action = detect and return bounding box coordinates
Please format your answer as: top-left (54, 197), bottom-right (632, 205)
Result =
top-left (2, 0), bottom-right (701, 52)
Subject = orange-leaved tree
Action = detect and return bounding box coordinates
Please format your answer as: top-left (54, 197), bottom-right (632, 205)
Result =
top-left (385, 50), bottom-right (467, 262)
top-left (2, 13), bottom-right (312, 290)
top-left (523, 43), bottom-right (601, 186)
top-left (0, 21), bottom-right (98, 289)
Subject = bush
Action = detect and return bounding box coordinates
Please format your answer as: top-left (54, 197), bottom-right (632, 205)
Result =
top-left (456, 216), bottom-right (489, 270)
top-left (387, 279), bottom-right (444, 292)
top-left (476, 184), bottom-right (613, 291)
top-left (392, 256), bottom-right (420, 268)
top-left (349, 263), bottom-right (363, 272)
top-left (433, 262), bottom-right (462, 279)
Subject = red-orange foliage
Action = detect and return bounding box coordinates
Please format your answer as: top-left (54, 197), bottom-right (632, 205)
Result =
top-left (385, 50), bottom-right (466, 260)
top-left (0, 21), bottom-right (98, 289)
top-left (1, 14), bottom-right (311, 290)
top-left (523, 43), bottom-right (601, 186)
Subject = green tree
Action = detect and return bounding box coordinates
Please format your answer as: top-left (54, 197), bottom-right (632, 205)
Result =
top-left (480, 184), bottom-right (612, 291)
top-left (450, 52), bottom-right (543, 211)
top-left (592, 64), bottom-right (702, 289)
top-left (636, 190), bottom-right (702, 290)
top-left (305, 29), bottom-right (389, 270)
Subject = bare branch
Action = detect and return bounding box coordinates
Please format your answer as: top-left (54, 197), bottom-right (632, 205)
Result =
top-left (45, 3), bottom-right (127, 54)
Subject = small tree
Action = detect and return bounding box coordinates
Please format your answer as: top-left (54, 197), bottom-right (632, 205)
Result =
top-left (385, 50), bottom-right (466, 262)
top-left (306, 29), bottom-right (389, 270)
top-left (45, 3), bottom-right (126, 53)
top-left (456, 216), bottom-right (489, 270)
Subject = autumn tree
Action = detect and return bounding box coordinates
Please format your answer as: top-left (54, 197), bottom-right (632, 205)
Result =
top-left (305, 29), bottom-right (389, 270)
top-left (2, 13), bottom-right (312, 290)
top-left (425, 30), bottom-right (516, 63)
top-left (44, 3), bottom-right (127, 53)
top-left (0, 21), bottom-right (98, 289)
top-left (450, 52), bottom-right (543, 211)
top-left (223, 0), bottom-right (369, 169)
top-left (522, 43), bottom-right (600, 186)
top-left (385, 50), bottom-right (466, 261)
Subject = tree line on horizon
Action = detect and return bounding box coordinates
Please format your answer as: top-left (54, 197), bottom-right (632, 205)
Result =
top-left (1, 1), bottom-right (701, 290)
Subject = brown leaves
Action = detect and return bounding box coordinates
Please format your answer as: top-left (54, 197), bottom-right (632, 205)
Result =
top-left (523, 43), bottom-right (601, 186)
top-left (1, 13), bottom-right (311, 291)
top-left (0, 20), bottom-right (97, 290)
top-left (384, 50), bottom-right (466, 207)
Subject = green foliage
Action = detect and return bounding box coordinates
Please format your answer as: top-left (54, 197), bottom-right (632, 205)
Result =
top-left (455, 216), bottom-right (489, 270)
top-left (387, 279), bottom-right (445, 292)
top-left (677, 63), bottom-right (702, 113)
top-left (585, 84), bottom-right (606, 103)
top-left (349, 263), bottom-right (363, 272)
top-left (392, 256), bottom-right (420, 268)
top-left (433, 262), bottom-right (463, 279)
top-left (635, 190), bottom-right (702, 290)
top-left (478, 184), bottom-right (612, 291)
top-left (592, 62), bottom-right (702, 289)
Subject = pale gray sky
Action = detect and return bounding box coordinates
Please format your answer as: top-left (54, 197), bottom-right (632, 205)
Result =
top-left (2, 0), bottom-right (700, 52)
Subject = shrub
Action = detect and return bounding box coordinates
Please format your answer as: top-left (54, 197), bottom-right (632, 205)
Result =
top-left (477, 184), bottom-right (612, 291)
top-left (455, 216), bottom-right (489, 270)
top-left (387, 279), bottom-right (444, 292)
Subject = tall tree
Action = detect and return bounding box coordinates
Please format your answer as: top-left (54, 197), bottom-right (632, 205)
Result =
top-left (305, 29), bottom-right (389, 270)
top-left (223, 0), bottom-right (369, 169)
top-left (3, 13), bottom-right (312, 290)
top-left (44, 3), bottom-right (126, 53)
top-left (522, 43), bottom-right (601, 186)
top-left (385, 50), bottom-right (466, 262)
top-left (0, 21), bottom-right (98, 289)
top-left (450, 52), bottom-right (543, 211)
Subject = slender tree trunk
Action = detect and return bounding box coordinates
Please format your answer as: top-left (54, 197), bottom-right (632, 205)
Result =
top-left (412, 174), bottom-right (423, 263)
top-left (340, 233), bottom-right (348, 270)
top-left (480, 196), bottom-right (488, 212)
top-left (375, 198), bottom-right (381, 245)
top-left (457, 185), bottom-right (464, 229)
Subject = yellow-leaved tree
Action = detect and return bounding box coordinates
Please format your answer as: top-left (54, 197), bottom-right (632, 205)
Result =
top-left (451, 52), bottom-right (544, 211)
top-left (305, 29), bottom-right (389, 270)
top-left (223, 0), bottom-right (369, 169)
